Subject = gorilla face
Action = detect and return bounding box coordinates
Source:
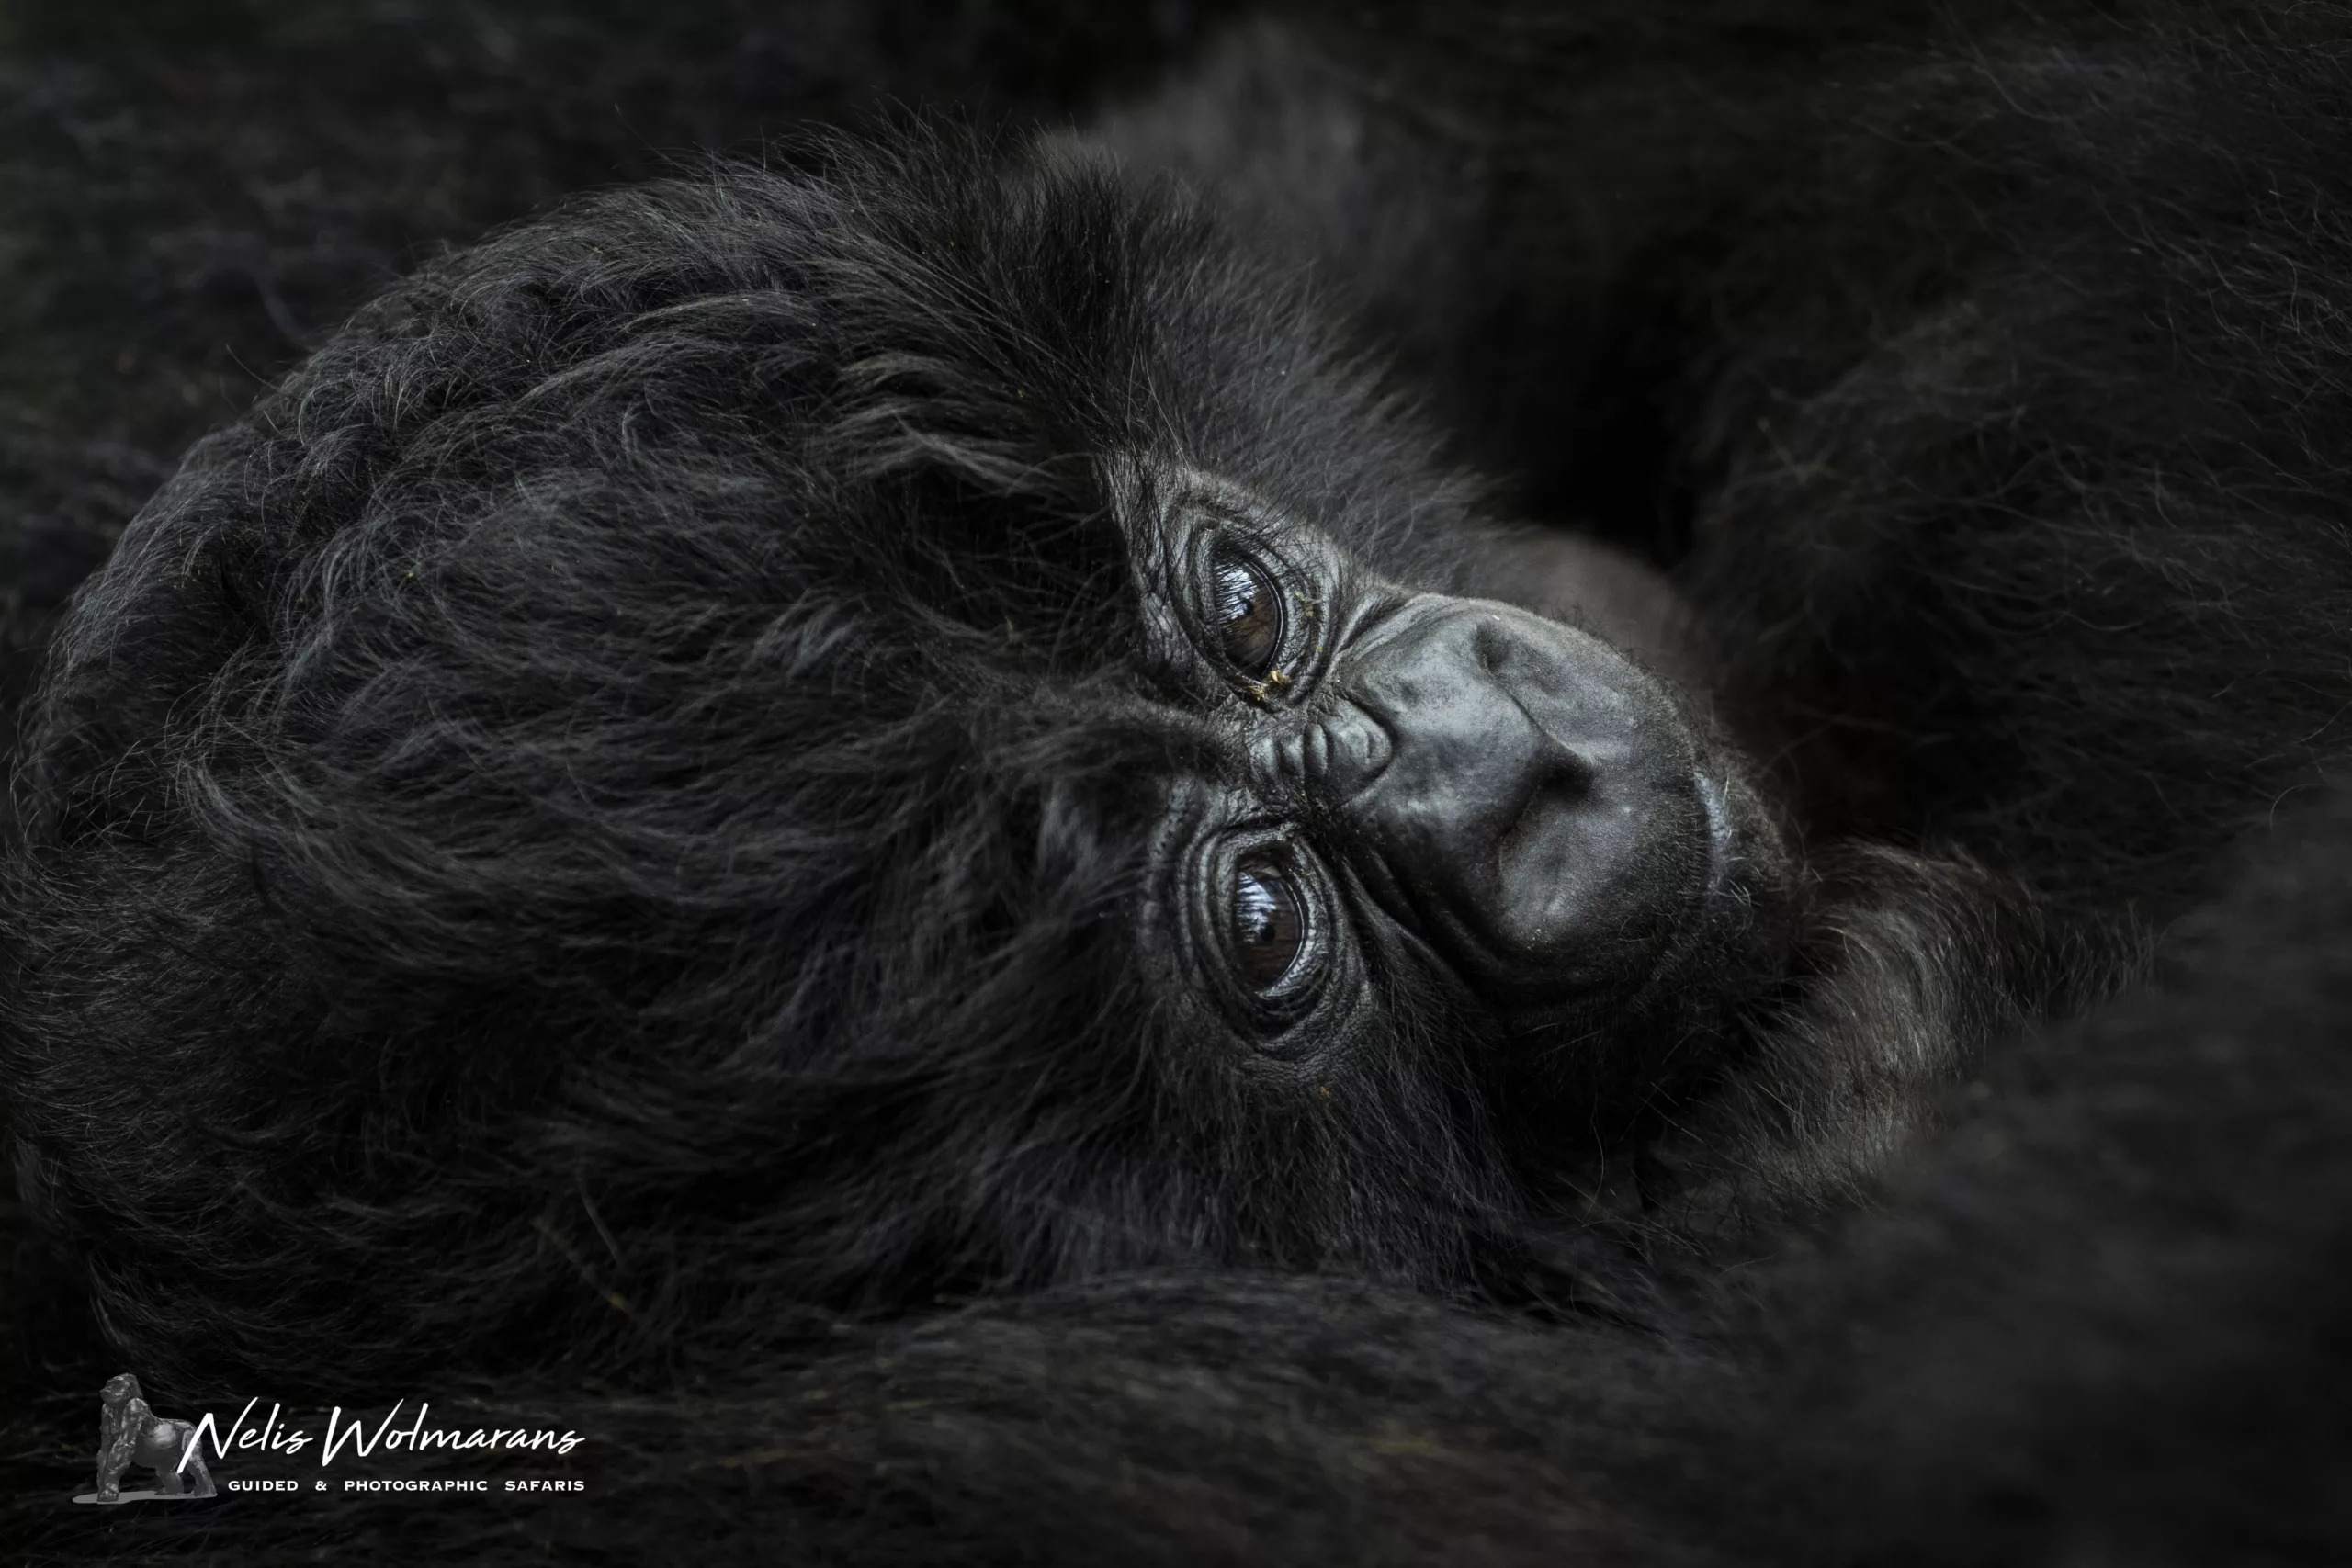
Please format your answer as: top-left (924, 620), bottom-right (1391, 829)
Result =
top-left (2, 141), bottom-right (1799, 1389)
top-left (1122, 466), bottom-right (1793, 1100)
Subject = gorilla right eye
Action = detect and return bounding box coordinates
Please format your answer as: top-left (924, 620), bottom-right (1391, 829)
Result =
top-left (1206, 538), bottom-right (1286, 678)
top-left (1231, 855), bottom-right (1310, 991)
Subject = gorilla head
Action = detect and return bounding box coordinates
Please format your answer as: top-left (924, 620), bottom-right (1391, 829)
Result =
top-left (4, 138), bottom-right (1809, 1390)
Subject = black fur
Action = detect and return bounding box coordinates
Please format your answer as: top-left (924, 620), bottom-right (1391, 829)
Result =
top-left (6, 2), bottom-right (2352, 1562)
top-left (9, 799), bottom-right (2348, 1564)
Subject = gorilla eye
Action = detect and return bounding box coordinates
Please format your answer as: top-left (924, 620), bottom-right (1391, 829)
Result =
top-left (1231, 854), bottom-right (1310, 992)
top-left (1207, 540), bottom-right (1285, 678)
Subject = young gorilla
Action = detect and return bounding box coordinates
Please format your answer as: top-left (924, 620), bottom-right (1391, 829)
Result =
top-left (7, 2), bottom-right (2352, 1562)
top-left (3, 131), bottom-right (1857, 1397)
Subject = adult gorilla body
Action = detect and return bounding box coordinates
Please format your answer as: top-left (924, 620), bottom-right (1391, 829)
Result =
top-left (5, 2), bottom-right (2352, 1563)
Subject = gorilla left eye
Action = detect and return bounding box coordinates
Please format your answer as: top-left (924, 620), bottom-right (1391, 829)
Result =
top-left (1207, 539), bottom-right (1286, 678)
top-left (1216, 849), bottom-right (1336, 1022)
top-left (1231, 855), bottom-right (1310, 991)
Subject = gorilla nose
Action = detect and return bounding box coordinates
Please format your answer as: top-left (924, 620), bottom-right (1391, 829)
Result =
top-left (1344, 605), bottom-right (1612, 851)
top-left (1324, 594), bottom-right (1699, 995)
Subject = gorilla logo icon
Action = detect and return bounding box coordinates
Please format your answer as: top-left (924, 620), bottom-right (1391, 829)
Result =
top-left (78, 1373), bottom-right (216, 1504)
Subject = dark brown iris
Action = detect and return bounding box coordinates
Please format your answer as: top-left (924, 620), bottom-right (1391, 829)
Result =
top-left (1209, 541), bottom-right (1283, 676)
top-left (1232, 856), bottom-right (1306, 990)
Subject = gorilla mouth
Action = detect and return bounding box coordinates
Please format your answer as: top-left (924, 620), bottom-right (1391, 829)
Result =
top-left (1552, 758), bottom-right (1792, 1066)
top-left (1621, 769), bottom-right (1736, 993)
